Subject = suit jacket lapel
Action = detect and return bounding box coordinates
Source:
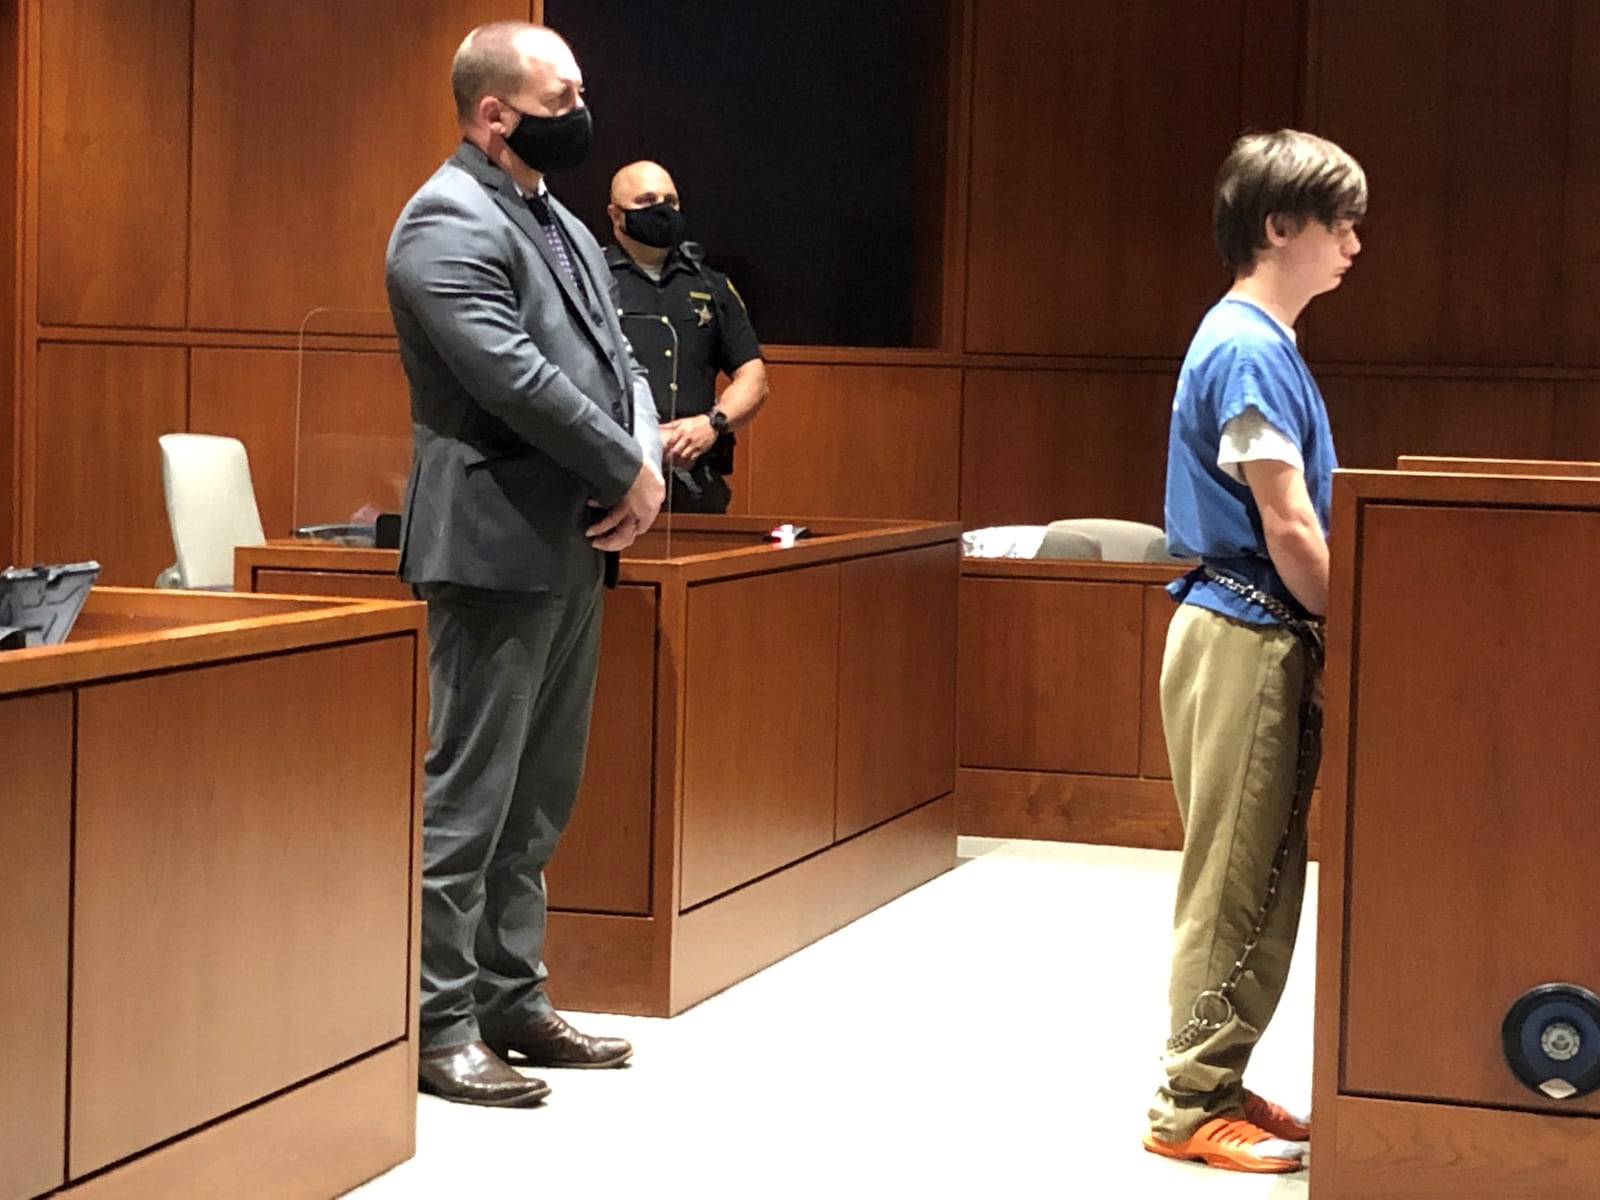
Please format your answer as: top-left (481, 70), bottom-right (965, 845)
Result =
top-left (449, 143), bottom-right (629, 395)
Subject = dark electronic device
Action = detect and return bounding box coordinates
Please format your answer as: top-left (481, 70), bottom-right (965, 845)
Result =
top-left (0, 561), bottom-right (101, 650)
top-left (292, 523), bottom-right (377, 547)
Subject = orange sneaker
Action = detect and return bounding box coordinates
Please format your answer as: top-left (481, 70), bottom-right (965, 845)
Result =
top-left (1143, 1116), bottom-right (1306, 1174)
top-left (1243, 1090), bottom-right (1311, 1142)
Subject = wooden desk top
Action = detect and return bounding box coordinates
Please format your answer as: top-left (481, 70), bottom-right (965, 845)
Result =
top-left (239, 516), bottom-right (963, 590)
top-left (0, 587), bottom-right (423, 695)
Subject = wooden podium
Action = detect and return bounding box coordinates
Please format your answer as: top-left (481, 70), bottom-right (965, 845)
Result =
top-left (237, 515), bottom-right (961, 1016)
top-left (0, 587), bottom-right (424, 1200)
top-left (1313, 468), bottom-right (1600, 1197)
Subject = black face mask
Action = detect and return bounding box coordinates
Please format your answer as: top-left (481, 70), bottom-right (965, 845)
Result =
top-left (623, 202), bottom-right (687, 249)
top-left (502, 103), bottom-right (592, 174)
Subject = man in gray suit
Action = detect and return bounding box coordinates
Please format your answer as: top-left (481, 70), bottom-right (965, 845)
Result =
top-left (386, 20), bottom-right (664, 1108)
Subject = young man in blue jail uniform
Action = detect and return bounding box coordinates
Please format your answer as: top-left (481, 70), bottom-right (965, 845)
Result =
top-left (1144, 129), bottom-right (1367, 1173)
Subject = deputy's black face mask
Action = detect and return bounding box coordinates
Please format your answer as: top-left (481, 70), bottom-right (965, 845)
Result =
top-left (623, 202), bottom-right (687, 249)
top-left (502, 103), bottom-right (592, 173)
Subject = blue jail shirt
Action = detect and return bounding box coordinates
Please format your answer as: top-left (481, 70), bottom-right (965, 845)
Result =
top-left (1163, 297), bottom-right (1336, 625)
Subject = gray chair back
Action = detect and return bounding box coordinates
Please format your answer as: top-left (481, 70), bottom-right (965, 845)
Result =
top-left (1033, 528), bottom-right (1102, 560)
top-left (1035, 518), bottom-right (1191, 564)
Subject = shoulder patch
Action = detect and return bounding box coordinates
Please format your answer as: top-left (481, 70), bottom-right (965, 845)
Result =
top-left (725, 278), bottom-right (747, 310)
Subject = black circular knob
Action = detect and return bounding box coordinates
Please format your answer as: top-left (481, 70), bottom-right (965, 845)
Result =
top-left (1502, 984), bottom-right (1600, 1101)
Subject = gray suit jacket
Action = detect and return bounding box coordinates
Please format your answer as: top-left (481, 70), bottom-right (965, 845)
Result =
top-left (386, 142), bottom-right (662, 592)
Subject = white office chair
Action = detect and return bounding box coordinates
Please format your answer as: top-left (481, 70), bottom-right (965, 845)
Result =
top-left (156, 433), bottom-right (266, 589)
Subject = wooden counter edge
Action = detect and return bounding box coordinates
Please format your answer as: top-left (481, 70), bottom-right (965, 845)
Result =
top-left (0, 589), bottom-right (425, 695)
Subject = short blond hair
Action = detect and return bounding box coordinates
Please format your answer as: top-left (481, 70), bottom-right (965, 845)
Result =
top-left (451, 20), bottom-right (542, 121)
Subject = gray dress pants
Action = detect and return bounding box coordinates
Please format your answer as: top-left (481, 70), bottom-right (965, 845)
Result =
top-left (415, 579), bottom-right (603, 1052)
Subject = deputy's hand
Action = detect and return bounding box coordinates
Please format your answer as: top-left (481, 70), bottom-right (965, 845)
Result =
top-left (587, 462), bottom-right (665, 551)
top-left (660, 414), bottom-right (719, 469)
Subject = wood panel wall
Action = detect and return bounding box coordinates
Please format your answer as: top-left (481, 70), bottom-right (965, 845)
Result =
top-left (2, 0), bottom-right (18, 569)
top-left (10, 0), bottom-right (1600, 578)
top-left (9, 0), bottom-right (525, 583)
top-left (968, 0), bottom-right (1269, 357)
top-left (1304, 1), bottom-right (1570, 366)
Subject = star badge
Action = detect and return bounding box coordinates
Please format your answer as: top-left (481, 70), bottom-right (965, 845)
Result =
top-left (694, 302), bottom-right (713, 327)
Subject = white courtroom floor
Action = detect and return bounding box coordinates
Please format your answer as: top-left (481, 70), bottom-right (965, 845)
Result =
top-left (348, 838), bottom-right (1318, 1200)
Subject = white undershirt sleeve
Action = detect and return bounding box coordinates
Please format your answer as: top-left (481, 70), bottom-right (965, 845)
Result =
top-left (1218, 406), bottom-right (1303, 483)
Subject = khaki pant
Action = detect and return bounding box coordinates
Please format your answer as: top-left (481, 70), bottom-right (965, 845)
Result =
top-left (1148, 604), bottom-right (1319, 1141)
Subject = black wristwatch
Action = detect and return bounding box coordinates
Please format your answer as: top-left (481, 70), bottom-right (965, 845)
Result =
top-left (706, 407), bottom-right (730, 435)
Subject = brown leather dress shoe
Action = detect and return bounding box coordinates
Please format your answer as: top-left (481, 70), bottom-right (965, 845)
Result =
top-left (486, 1011), bottom-right (633, 1069)
top-left (418, 1040), bottom-right (551, 1107)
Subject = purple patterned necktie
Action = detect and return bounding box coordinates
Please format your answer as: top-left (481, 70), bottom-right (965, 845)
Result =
top-left (525, 191), bottom-right (585, 297)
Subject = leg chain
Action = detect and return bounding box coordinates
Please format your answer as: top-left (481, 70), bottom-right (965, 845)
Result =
top-left (1165, 570), bottom-right (1324, 1054)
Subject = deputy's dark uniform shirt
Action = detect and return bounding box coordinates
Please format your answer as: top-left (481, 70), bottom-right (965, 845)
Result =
top-left (605, 243), bottom-right (763, 425)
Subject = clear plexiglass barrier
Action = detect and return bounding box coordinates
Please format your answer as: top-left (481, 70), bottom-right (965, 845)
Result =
top-left (292, 308), bottom-right (412, 545)
top-left (293, 306), bottom-right (707, 557)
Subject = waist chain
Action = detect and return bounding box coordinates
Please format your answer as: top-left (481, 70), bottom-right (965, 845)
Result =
top-left (1201, 565), bottom-right (1325, 667)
